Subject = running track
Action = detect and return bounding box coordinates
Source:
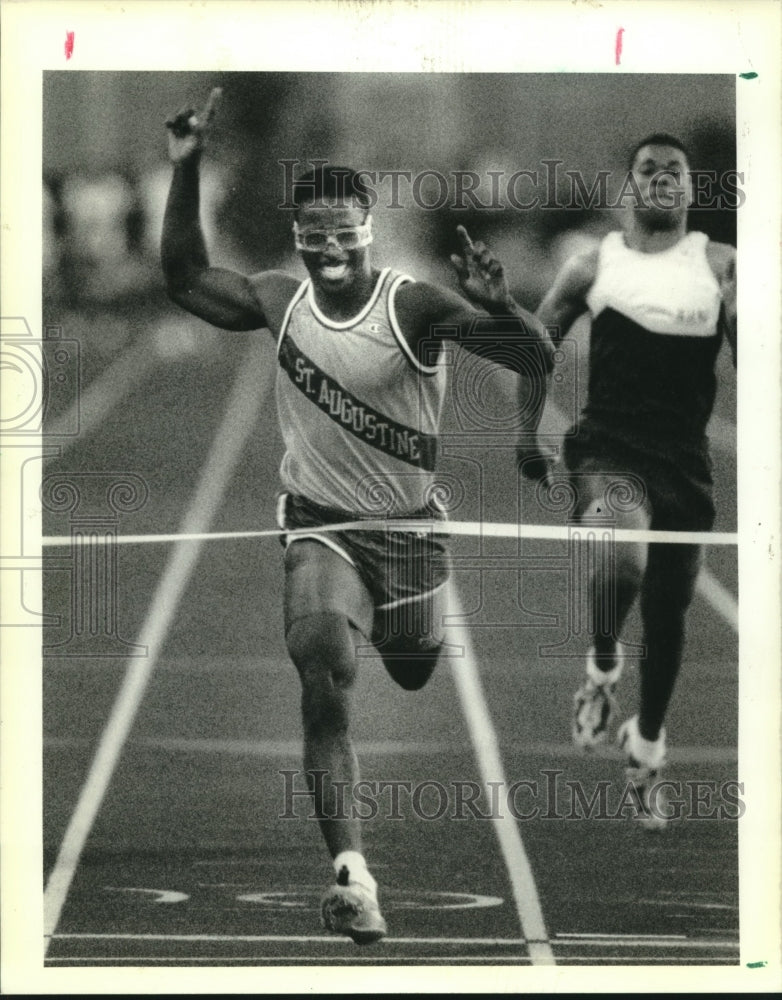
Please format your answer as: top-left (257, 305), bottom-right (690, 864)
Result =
top-left (41, 327), bottom-right (740, 970)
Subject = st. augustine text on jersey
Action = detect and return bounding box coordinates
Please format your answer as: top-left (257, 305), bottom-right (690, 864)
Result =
top-left (279, 334), bottom-right (437, 471)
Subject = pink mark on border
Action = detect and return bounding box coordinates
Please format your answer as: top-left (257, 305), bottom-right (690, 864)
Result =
top-left (615, 27), bottom-right (624, 66)
top-left (65, 31), bottom-right (75, 61)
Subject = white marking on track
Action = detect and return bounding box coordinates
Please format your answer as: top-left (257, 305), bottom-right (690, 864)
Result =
top-left (51, 932), bottom-right (526, 944)
top-left (445, 585), bottom-right (555, 966)
top-left (104, 887), bottom-right (189, 904)
top-left (638, 899), bottom-right (737, 910)
top-left (696, 566), bottom-right (738, 631)
top-left (235, 889), bottom-right (504, 911)
top-left (44, 955), bottom-right (737, 963)
top-left (49, 931), bottom-right (738, 951)
top-left (42, 341), bottom-right (270, 952)
top-left (555, 936), bottom-right (738, 950)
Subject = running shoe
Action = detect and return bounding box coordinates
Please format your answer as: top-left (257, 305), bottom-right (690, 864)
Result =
top-left (617, 715), bottom-right (669, 831)
top-left (320, 865), bottom-right (387, 945)
top-left (572, 647), bottom-right (624, 749)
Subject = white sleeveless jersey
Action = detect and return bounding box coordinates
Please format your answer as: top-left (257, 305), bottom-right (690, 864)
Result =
top-left (586, 230), bottom-right (722, 337)
top-left (577, 229), bottom-right (725, 442)
top-left (275, 268), bottom-right (447, 515)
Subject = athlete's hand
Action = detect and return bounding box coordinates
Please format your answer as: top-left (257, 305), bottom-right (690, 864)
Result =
top-left (450, 225), bottom-right (512, 311)
top-left (165, 87), bottom-right (222, 164)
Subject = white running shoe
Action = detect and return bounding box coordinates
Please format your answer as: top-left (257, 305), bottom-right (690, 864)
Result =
top-left (320, 864), bottom-right (387, 945)
top-left (617, 715), bottom-right (669, 831)
top-left (572, 648), bottom-right (624, 749)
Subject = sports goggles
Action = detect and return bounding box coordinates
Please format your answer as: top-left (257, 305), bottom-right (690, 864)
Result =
top-left (293, 217), bottom-right (373, 252)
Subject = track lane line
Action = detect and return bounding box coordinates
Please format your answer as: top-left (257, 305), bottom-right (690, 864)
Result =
top-left (48, 931), bottom-right (737, 950)
top-left (696, 566), bottom-right (738, 631)
top-left (51, 933), bottom-right (527, 945)
top-left (444, 584), bottom-right (555, 966)
top-left (42, 338), bottom-right (270, 952)
top-left (44, 956), bottom-right (738, 963)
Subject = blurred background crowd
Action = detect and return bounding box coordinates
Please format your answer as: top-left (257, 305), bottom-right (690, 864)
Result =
top-left (42, 71), bottom-right (736, 399)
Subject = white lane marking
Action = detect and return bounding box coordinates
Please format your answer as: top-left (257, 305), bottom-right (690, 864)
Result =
top-left (42, 520), bottom-right (739, 548)
top-left (44, 955), bottom-right (737, 963)
top-left (696, 566), bottom-right (738, 632)
top-left (51, 932), bottom-right (526, 945)
top-left (45, 957), bottom-right (527, 964)
top-left (557, 931), bottom-right (685, 939)
top-left (42, 340), bottom-right (270, 951)
top-left (42, 735), bottom-right (739, 763)
top-left (104, 887), bottom-right (189, 904)
top-left (444, 584), bottom-right (555, 967)
top-left (638, 899), bottom-right (737, 910)
top-left (49, 931), bottom-right (738, 950)
top-left (235, 890), bottom-right (504, 911)
top-left (555, 937), bottom-right (737, 949)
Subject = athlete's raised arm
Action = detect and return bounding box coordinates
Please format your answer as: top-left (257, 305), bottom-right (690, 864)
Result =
top-left (448, 225), bottom-right (554, 364)
top-left (535, 247), bottom-right (599, 342)
top-left (391, 225), bottom-right (553, 377)
top-left (392, 226), bottom-right (555, 481)
top-left (162, 88), bottom-right (298, 333)
top-left (438, 225), bottom-right (555, 370)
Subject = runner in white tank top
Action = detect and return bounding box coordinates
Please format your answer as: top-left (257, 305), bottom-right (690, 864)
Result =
top-left (530, 134), bottom-right (736, 829)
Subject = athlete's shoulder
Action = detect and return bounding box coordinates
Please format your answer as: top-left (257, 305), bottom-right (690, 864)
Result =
top-left (557, 243), bottom-right (601, 297)
top-left (250, 269), bottom-right (303, 300)
top-left (394, 278), bottom-right (477, 321)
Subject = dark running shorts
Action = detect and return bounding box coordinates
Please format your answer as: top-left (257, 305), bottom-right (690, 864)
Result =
top-left (563, 420), bottom-right (716, 532)
top-left (277, 492), bottom-right (451, 610)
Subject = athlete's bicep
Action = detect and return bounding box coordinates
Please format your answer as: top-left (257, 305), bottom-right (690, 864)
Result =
top-left (536, 251), bottom-right (597, 341)
top-left (168, 266), bottom-right (268, 331)
top-left (249, 271), bottom-right (304, 339)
